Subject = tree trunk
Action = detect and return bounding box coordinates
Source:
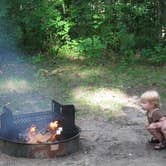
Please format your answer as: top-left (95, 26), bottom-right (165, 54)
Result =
top-left (158, 0), bottom-right (166, 41)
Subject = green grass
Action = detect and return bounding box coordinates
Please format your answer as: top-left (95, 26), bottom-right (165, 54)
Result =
top-left (28, 56), bottom-right (166, 119)
top-left (0, 54), bottom-right (165, 118)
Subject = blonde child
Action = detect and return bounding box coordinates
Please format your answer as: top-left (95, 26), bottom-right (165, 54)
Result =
top-left (140, 90), bottom-right (166, 150)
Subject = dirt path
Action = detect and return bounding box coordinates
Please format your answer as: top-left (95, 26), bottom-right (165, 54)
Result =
top-left (0, 51), bottom-right (166, 166)
top-left (0, 110), bottom-right (166, 166)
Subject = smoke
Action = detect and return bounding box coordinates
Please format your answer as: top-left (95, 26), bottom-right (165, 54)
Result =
top-left (0, 1), bottom-right (51, 114)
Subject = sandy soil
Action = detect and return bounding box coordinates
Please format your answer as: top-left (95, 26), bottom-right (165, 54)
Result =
top-left (0, 50), bottom-right (166, 166)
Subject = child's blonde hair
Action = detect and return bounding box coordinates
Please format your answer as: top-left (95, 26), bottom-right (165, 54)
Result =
top-left (140, 90), bottom-right (160, 108)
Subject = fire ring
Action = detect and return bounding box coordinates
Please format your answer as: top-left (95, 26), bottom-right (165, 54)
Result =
top-left (0, 100), bottom-right (80, 158)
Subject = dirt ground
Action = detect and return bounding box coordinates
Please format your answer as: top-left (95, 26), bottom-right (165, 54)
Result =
top-left (0, 109), bottom-right (166, 166)
top-left (0, 51), bottom-right (166, 166)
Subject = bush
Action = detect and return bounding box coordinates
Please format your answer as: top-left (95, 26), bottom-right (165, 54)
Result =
top-left (6, 0), bottom-right (166, 64)
top-left (77, 36), bottom-right (106, 57)
top-left (7, 0), bottom-right (72, 51)
top-left (141, 45), bottom-right (166, 64)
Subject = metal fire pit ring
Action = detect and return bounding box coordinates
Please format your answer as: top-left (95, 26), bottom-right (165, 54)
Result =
top-left (0, 126), bottom-right (80, 158)
top-left (0, 100), bottom-right (81, 158)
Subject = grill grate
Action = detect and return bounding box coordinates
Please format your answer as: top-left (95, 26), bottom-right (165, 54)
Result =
top-left (0, 100), bottom-right (76, 142)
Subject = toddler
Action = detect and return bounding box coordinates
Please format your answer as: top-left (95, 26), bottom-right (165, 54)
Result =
top-left (140, 90), bottom-right (166, 150)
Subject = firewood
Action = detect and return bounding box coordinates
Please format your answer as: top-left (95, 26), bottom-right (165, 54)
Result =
top-left (28, 132), bottom-right (56, 144)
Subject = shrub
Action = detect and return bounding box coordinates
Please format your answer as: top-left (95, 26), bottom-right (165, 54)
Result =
top-left (141, 44), bottom-right (166, 64)
top-left (77, 36), bottom-right (106, 58)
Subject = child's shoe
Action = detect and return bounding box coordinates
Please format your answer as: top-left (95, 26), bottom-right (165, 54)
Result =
top-left (154, 142), bottom-right (166, 150)
top-left (148, 137), bottom-right (160, 144)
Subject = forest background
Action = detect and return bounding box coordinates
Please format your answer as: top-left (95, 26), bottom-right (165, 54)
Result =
top-left (1, 0), bottom-right (166, 64)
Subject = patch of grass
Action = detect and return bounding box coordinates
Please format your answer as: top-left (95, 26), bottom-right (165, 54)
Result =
top-left (1, 54), bottom-right (165, 119)
top-left (29, 56), bottom-right (165, 119)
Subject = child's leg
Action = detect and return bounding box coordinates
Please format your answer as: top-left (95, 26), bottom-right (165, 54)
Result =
top-left (148, 120), bottom-right (166, 150)
top-left (161, 120), bottom-right (166, 140)
top-left (147, 123), bottom-right (162, 141)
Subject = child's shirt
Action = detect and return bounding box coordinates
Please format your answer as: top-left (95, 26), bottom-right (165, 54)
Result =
top-left (147, 108), bottom-right (164, 124)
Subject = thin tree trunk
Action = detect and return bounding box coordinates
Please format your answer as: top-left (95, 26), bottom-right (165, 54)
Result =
top-left (158, 0), bottom-right (166, 41)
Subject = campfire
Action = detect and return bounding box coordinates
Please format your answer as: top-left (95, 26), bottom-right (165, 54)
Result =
top-left (0, 100), bottom-right (80, 158)
top-left (26, 121), bottom-right (63, 144)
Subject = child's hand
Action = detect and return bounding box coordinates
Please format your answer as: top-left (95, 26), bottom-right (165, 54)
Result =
top-left (160, 117), bottom-right (166, 121)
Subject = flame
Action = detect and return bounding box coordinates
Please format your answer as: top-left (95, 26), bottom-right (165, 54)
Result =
top-left (49, 127), bottom-right (63, 141)
top-left (26, 125), bottom-right (38, 143)
top-left (50, 133), bottom-right (57, 141)
top-left (49, 121), bottom-right (58, 130)
top-left (28, 125), bottom-right (37, 134)
top-left (25, 121), bottom-right (63, 143)
top-left (29, 126), bottom-right (37, 133)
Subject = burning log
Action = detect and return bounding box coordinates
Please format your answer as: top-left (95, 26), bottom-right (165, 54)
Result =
top-left (26, 121), bottom-right (63, 144)
top-left (28, 132), bottom-right (53, 144)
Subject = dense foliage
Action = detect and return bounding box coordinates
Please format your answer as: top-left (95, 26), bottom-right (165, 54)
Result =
top-left (5, 0), bottom-right (166, 63)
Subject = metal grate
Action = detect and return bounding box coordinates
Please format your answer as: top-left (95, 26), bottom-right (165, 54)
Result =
top-left (0, 100), bottom-right (77, 142)
top-left (0, 100), bottom-right (80, 158)
top-left (13, 111), bottom-right (56, 131)
top-left (0, 100), bottom-right (63, 140)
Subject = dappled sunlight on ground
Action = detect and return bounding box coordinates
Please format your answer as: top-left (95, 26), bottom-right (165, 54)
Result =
top-left (0, 79), bottom-right (31, 94)
top-left (0, 51), bottom-right (164, 118)
top-left (72, 87), bottom-right (139, 117)
top-left (0, 78), bottom-right (50, 113)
